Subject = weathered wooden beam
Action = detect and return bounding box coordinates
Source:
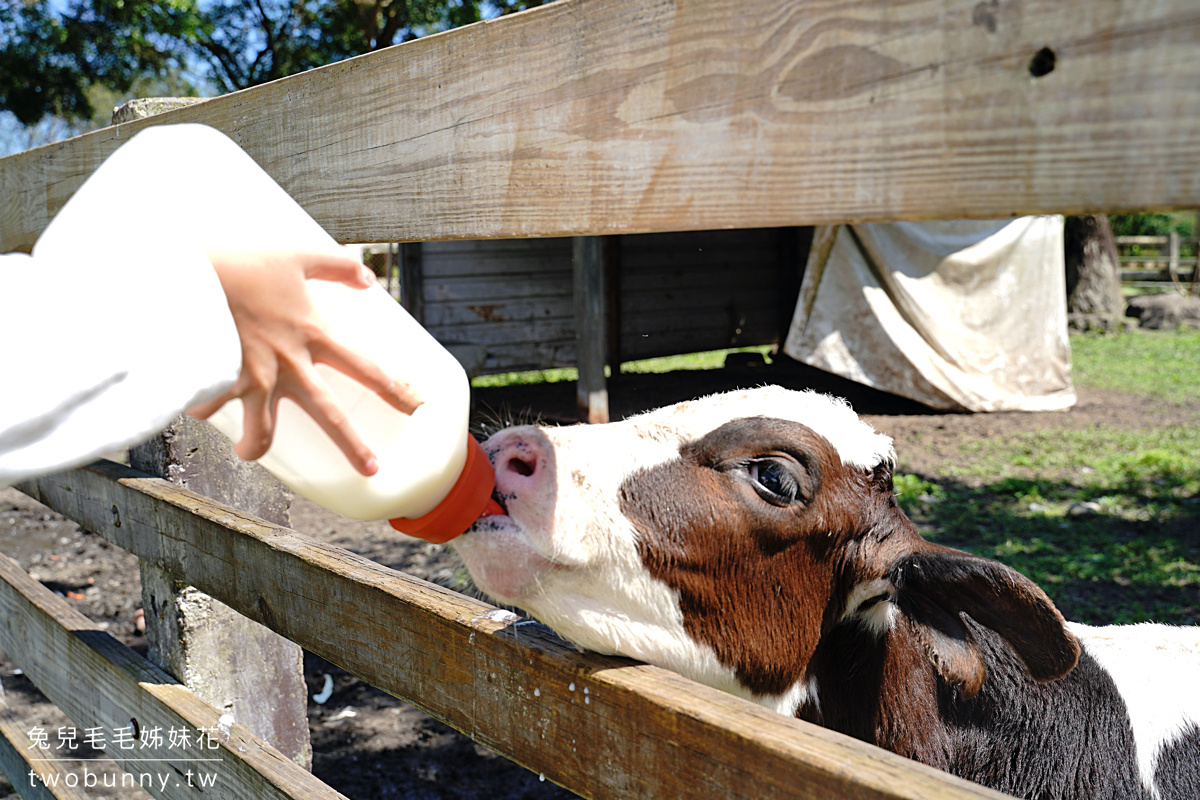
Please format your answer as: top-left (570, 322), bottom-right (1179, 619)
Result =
top-left (18, 461), bottom-right (1015, 800)
top-left (0, 553), bottom-right (345, 800)
top-left (0, 695), bottom-right (90, 800)
top-left (3, 0), bottom-right (1199, 252)
top-left (1167, 230), bottom-right (1182, 286)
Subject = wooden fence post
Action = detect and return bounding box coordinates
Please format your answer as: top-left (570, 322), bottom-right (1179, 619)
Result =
top-left (399, 242), bottom-right (425, 324)
top-left (573, 236), bottom-right (610, 423)
top-left (1193, 214), bottom-right (1200, 287)
top-left (129, 420), bottom-right (312, 769)
top-left (1168, 230), bottom-right (1181, 288)
top-left (115, 99), bottom-right (312, 769)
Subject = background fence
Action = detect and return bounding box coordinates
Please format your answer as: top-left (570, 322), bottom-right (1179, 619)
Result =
top-left (1117, 233), bottom-right (1200, 292)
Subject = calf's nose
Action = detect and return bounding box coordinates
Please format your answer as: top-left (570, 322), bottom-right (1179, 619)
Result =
top-left (486, 427), bottom-right (553, 501)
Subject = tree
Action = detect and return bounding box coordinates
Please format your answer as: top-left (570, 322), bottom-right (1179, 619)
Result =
top-left (188, 0), bottom-right (551, 93)
top-left (1109, 213), bottom-right (1186, 239)
top-left (1, 0), bottom-right (552, 131)
top-left (0, 73), bottom-right (197, 157)
top-left (0, 0), bottom-right (203, 126)
top-left (196, 0), bottom-right (338, 93)
top-left (1063, 215), bottom-right (1125, 332)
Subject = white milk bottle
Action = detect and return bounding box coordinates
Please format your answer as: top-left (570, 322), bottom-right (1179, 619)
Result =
top-left (207, 276), bottom-right (501, 543)
top-left (60, 123), bottom-right (497, 542)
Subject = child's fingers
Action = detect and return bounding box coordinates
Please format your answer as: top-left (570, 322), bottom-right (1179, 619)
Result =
top-left (300, 251), bottom-right (374, 288)
top-left (316, 339), bottom-right (423, 415)
top-left (286, 368), bottom-right (379, 477)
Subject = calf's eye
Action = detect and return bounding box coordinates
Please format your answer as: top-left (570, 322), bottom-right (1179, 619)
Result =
top-left (747, 459), bottom-right (800, 504)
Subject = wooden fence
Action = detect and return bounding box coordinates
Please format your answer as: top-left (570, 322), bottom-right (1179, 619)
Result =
top-left (2, 0), bottom-right (1199, 798)
top-left (1116, 233), bottom-right (1200, 290)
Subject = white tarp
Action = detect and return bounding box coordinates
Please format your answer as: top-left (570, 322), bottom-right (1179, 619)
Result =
top-left (783, 218), bottom-right (1076, 412)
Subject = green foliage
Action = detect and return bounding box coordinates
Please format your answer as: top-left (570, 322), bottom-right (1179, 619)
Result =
top-left (1109, 212), bottom-right (1196, 240)
top-left (0, 0), bottom-right (203, 125)
top-left (1, 0), bottom-right (551, 132)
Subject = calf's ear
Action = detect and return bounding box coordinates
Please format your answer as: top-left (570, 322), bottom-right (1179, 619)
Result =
top-left (886, 546), bottom-right (1080, 698)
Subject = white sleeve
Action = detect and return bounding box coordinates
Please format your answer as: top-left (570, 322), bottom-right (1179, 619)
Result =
top-left (2, 122), bottom-right (352, 488)
top-left (0, 220), bottom-right (241, 489)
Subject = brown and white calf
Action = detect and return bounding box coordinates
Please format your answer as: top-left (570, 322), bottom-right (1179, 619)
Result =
top-left (455, 387), bottom-right (1200, 800)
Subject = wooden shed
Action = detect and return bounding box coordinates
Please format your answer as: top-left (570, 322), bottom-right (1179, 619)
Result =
top-left (385, 227), bottom-right (811, 391)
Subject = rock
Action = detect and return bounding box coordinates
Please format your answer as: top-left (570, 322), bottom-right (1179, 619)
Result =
top-left (111, 97), bottom-right (205, 124)
top-left (1069, 312), bottom-right (1139, 333)
top-left (1068, 501), bottom-right (1103, 516)
top-left (1125, 294), bottom-right (1200, 330)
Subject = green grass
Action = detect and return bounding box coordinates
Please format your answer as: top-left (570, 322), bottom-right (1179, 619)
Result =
top-left (471, 367), bottom-right (578, 388)
top-left (470, 346), bottom-right (773, 389)
top-left (471, 329), bottom-right (1200, 397)
top-left (1070, 328), bottom-right (1200, 403)
top-left (898, 477), bottom-right (1199, 626)
top-left (896, 421), bottom-right (1200, 626)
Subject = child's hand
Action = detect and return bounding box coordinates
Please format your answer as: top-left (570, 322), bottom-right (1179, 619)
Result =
top-left (188, 249), bottom-right (422, 476)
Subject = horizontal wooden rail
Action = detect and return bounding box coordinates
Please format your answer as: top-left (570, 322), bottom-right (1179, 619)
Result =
top-left (1116, 236), bottom-right (1198, 246)
top-left (17, 460), bottom-right (1014, 800)
top-left (0, 553), bottom-right (345, 800)
top-left (3, 0), bottom-right (1200, 251)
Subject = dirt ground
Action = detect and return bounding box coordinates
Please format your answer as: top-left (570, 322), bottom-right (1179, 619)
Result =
top-left (0, 355), bottom-right (1195, 799)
